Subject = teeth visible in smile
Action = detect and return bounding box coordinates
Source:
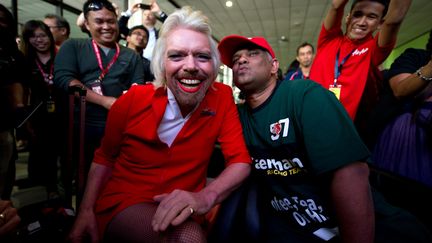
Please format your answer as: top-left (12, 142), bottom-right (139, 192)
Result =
top-left (180, 79), bottom-right (200, 85)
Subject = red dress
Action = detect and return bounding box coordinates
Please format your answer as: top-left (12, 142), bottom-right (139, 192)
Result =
top-left (92, 82), bottom-right (252, 234)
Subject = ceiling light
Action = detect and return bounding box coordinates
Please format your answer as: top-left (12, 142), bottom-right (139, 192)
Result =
top-left (226, 1), bottom-right (233, 7)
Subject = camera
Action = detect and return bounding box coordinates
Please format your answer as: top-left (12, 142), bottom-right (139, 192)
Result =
top-left (138, 3), bottom-right (151, 10)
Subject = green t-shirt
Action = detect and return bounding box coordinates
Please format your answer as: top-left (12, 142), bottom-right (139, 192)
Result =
top-left (238, 80), bottom-right (369, 241)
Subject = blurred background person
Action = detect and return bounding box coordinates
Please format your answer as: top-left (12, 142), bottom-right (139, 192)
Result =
top-left (125, 25), bottom-right (154, 82)
top-left (43, 14), bottom-right (70, 49)
top-left (119, 0), bottom-right (168, 60)
top-left (285, 42), bottom-right (315, 80)
top-left (21, 20), bottom-right (61, 199)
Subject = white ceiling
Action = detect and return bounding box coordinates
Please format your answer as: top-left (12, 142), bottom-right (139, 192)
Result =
top-left (5, 0), bottom-right (432, 72)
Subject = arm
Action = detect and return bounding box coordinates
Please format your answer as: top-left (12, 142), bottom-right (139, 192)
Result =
top-left (150, 0), bottom-right (168, 23)
top-left (54, 41), bottom-right (117, 110)
top-left (68, 163), bottom-right (112, 243)
top-left (331, 162), bottom-right (374, 243)
top-left (377, 0), bottom-right (412, 47)
top-left (69, 79), bottom-right (117, 110)
top-left (390, 59), bottom-right (432, 98)
top-left (152, 163), bottom-right (250, 232)
top-left (324, 0), bottom-right (349, 31)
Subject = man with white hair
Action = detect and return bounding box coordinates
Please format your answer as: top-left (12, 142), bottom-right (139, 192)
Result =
top-left (68, 6), bottom-right (251, 243)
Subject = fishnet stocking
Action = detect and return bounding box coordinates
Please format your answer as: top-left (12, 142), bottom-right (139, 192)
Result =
top-left (103, 203), bottom-right (206, 243)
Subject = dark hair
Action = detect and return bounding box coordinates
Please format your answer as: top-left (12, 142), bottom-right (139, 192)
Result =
top-left (128, 25), bottom-right (149, 38)
top-left (350, 0), bottom-right (389, 18)
top-left (0, 3), bottom-right (17, 38)
top-left (22, 20), bottom-right (56, 60)
top-left (285, 59), bottom-right (299, 75)
top-left (83, 0), bottom-right (116, 19)
top-left (44, 14), bottom-right (71, 37)
top-left (296, 42), bottom-right (314, 56)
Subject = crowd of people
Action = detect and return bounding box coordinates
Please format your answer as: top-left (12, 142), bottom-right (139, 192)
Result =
top-left (1, 0), bottom-right (431, 242)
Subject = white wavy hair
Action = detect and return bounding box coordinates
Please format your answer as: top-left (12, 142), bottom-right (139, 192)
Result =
top-left (151, 6), bottom-right (221, 87)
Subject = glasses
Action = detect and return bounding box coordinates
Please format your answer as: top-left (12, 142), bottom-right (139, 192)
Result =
top-left (86, 1), bottom-right (115, 13)
top-left (30, 34), bottom-right (49, 40)
top-left (131, 31), bottom-right (147, 37)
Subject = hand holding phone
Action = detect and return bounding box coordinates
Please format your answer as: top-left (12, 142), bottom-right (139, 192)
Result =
top-left (138, 3), bottom-right (151, 10)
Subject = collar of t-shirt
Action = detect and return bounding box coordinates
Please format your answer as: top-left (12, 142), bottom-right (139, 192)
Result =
top-left (143, 27), bottom-right (156, 60)
top-left (157, 88), bottom-right (192, 147)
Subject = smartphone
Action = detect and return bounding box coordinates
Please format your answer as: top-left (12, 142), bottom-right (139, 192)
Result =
top-left (138, 3), bottom-right (151, 10)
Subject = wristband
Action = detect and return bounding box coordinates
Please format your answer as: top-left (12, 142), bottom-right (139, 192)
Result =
top-left (159, 11), bottom-right (167, 20)
top-left (415, 67), bottom-right (432, 82)
top-left (121, 9), bottom-right (132, 17)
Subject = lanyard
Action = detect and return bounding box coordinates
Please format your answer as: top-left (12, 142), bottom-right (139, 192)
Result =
top-left (91, 39), bottom-right (120, 81)
top-left (35, 59), bottom-right (54, 84)
top-left (333, 48), bottom-right (354, 86)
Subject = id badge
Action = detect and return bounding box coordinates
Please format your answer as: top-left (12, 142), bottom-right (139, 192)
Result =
top-left (46, 100), bottom-right (55, 113)
top-left (329, 84), bottom-right (342, 100)
top-left (91, 80), bottom-right (104, 95)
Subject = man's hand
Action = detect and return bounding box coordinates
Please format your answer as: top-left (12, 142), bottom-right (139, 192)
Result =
top-left (0, 200), bottom-right (20, 237)
top-left (68, 209), bottom-right (99, 243)
top-left (129, 3), bottom-right (141, 15)
top-left (151, 189), bottom-right (215, 232)
top-left (150, 0), bottom-right (162, 15)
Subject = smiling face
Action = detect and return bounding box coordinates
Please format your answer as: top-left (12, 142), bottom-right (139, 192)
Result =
top-left (346, 1), bottom-right (384, 41)
top-left (164, 27), bottom-right (216, 115)
top-left (85, 7), bottom-right (119, 48)
top-left (29, 27), bottom-right (51, 53)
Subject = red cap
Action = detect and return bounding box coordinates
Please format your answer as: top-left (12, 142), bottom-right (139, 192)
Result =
top-left (218, 35), bottom-right (275, 68)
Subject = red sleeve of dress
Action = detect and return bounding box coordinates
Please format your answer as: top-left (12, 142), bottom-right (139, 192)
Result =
top-left (216, 84), bottom-right (252, 166)
top-left (92, 85), bottom-right (138, 167)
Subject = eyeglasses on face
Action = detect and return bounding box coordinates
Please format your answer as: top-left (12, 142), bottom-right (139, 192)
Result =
top-left (131, 31), bottom-right (147, 37)
top-left (30, 34), bottom-right (49, 40)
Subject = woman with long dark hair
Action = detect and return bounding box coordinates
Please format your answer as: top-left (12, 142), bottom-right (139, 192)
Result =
top-left (22, 20), bottom-right (60, 198)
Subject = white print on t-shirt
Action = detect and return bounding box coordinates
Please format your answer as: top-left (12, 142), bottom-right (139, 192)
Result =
top-left (271, 195), bottom-right (340, 241)
top-left (270, 117), bottom-right (289, 141)
top-left (351, 47), bottom-right (369, 56)
top-left (271, 196), bottom-right (328, 225)
top-left (254, 157), bottom-right (305, 176)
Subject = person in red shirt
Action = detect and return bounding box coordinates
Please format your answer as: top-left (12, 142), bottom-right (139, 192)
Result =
top-left (68, 5), bottom-right (251, 243)
top-left (310, 0), bottom-right (412, 120)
